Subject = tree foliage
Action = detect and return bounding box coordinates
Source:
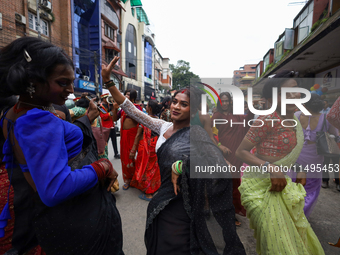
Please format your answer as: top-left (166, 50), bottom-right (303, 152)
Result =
top-left (169, 60), bottom-right (200, 90)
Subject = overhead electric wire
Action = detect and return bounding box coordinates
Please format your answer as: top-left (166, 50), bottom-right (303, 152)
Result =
top-left (0, 18), bottom-right (172, 87)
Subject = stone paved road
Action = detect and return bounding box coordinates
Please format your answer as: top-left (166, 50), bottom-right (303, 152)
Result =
top-left (108, 137), bottom-right (340, 255)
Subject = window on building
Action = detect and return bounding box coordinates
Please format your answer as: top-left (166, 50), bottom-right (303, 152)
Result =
top-left (263, 54), bottom-right (270, 71)
top-left (105, 48), bottom-right (117, 64)
top-left (251, 67), bottom-right (256, 69)
top-left (128, 42), bottom-right (131, 53)
top-left (294, 0), bottom-right (314, 44)
top-left (28, 12), bottom-right (48, 36)
top-left (104, 23), bottom-right (115, 40)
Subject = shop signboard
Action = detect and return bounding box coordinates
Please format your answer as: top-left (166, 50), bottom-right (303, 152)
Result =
top-left (78, 79), bottom-right (96, 91)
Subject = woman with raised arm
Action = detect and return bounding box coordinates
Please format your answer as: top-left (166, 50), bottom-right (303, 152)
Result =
top-left (103, 57), bottom-right (246, 255)
top-left (0, 37), bottom-right (123, 255)
top-left (236, 70), bottom-right (324, 255)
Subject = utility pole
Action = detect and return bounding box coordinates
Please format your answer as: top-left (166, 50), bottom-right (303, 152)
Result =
top-left (36, 0), bottom-right (41, 38)
top-left (94, 51), bottom-right (100, 98)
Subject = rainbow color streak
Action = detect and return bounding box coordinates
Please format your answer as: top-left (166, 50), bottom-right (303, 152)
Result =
top-left (198, 83), bottom-right (222, 106)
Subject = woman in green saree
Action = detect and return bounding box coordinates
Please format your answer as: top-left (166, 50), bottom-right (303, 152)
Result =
top-left (236, 71), bottom-right (324, 255)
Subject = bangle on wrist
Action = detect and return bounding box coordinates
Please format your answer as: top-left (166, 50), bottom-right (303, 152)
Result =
top-left (217, 142), bottom-right (221, 146)
top-left (262, 161), bottom-right (270, 171)
top-left (172, 162), bottom-right (182, 175)
top-left (104, 80), bottom-right (115, 88)
top-left (175, 160), bottom-right (183, 175)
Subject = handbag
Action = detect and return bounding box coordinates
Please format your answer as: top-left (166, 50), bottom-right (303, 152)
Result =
top-left (316, 114), bottom-right (340, 157)
top-left (91, 119), bottom-right (111, 155)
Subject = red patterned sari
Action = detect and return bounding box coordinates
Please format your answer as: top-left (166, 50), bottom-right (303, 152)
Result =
top-left (0, 164), bottom-right (45, 255)
top-left (130, 126), bottom-right (161, 194)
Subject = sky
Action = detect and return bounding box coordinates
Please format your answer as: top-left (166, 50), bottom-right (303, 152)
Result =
top-left (141, 0), bottom-right (305, 79)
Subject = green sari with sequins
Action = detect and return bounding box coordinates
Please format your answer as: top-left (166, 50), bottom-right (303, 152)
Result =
top-left (239, 115), bottom-right (325, 255)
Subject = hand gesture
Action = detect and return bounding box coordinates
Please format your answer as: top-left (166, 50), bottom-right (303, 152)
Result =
top-left (101, 56), bottom-right (120, 83)
top-left (87, 98), bottom-right (100, 122)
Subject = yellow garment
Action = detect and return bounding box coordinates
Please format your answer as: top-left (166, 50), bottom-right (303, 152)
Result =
top-left (239, 116), bottom-right (324, 255)
top-left (210, 116), bottom-right (218, 136)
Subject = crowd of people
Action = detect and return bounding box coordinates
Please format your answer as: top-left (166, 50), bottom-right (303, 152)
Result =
top-left (1, 37), bottom-right (340, 254)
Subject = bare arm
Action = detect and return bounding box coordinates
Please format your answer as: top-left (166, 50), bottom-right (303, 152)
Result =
top-left (102, 57), bottom-right (165, 134)
top-left (129, 126), bottom-right (143, 159)
top-left (201, 114), bottom-right (231, 155)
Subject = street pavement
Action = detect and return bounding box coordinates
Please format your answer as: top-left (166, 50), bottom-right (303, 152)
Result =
top-left (108, 137), bottom-right (340, 255)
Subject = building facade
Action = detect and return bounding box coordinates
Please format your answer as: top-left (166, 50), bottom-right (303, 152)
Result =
top-left (0, 0), bottom-right (72, 56)
top-left (232, 64), bottom-right (256, 87)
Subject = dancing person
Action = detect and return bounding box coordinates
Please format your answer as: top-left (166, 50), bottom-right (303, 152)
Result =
top-left (236, 70), bottom-right (325, 255)
top-left (0, 96), bottom-right (45, 255)
top-left (111, 89), bottom-right (142, 190)
top-left (293, 94), bottom-right (338, 218)
top-left (0, 37), bottom-right (123, 255)
top-left (326, 95), bottom-right (340, 248)
top-left (100, 94), bottom-right (120, 159)
top-left (130, 100), bottom-right (162, 201)
top-left (102, 57), bottom-right (246, 255)
top-left (159, 96), bottom-right (172, 122)
top-left (211, 92), bottom-right (254, 225)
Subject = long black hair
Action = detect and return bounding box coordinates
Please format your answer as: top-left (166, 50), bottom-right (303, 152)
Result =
top-left (148, 100), bottom-right (162, 116)
top-left (0, 37), bottom-right (74, 97)
top-left (216, 92), bottom-right (232, 113)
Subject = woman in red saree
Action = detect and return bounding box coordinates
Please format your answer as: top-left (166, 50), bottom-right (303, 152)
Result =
top-left (130, 100), bottom-right (162, 201)
top-left (112, 89), bottom-right (142, 190)
top-left (211, 92), bottom-right (254, 224)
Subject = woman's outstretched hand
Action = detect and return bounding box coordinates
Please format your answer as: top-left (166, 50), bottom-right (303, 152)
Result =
top-left (101, 56), bottom-right (120, 83)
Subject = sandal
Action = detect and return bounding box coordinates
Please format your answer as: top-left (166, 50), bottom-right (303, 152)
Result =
top-left (328, 237), bottom-right (340, 248)
top-left (123, 183), bottom-right (130, 190)
top-left (235, 218), bottom-right (241, 227)
top-left (139, 194), bottom-right (152, 201)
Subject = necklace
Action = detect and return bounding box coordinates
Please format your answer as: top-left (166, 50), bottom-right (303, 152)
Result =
top-left (18, 101), bottom-right (56, 113)
top-left (15, 101), bottom-right (62, 119)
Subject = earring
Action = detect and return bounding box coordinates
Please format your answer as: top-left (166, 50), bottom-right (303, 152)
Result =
top-left (26, 82), bottom-right (35, 98)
